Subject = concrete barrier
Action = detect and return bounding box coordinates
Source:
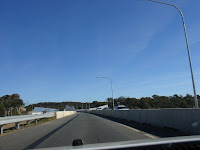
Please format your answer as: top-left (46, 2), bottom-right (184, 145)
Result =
top-left (90, 109), bottom-right (200, 135)
top-left (55, 111), bottom-right (76, 119)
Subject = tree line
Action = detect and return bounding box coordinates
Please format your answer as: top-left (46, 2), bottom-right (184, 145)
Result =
top-left (107, 94), bottom-right (200, 109)
top-left (26, 101), bottom-right (108, 111)
top-left (1, 93), bottom-right (199, 116)
top-left (27, 94), bottom-right (200, 111)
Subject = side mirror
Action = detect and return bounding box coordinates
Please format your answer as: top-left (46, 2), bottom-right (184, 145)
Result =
top-left (72, 139), bottom-right (84, 146)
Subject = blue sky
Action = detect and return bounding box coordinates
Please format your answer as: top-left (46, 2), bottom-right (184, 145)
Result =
top-left (0, 0), bottom-right (200, 105)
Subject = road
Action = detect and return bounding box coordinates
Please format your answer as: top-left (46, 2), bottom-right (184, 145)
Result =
top-left (0, 113), bottom-right (156, 150)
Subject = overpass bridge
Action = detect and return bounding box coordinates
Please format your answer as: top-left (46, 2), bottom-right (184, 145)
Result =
top-left (0, 109), bottom-right (200, 150)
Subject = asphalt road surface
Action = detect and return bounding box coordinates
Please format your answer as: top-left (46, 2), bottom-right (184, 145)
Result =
top-left (0, 113), bottom-right (156, 150)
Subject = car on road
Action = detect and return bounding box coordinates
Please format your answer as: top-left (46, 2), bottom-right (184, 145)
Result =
top-left (114, 105), bottom-right (129, 110)
top-left (103, 107), bottom-right (111, 110)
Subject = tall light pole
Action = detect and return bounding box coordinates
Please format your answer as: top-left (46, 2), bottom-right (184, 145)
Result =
top-left (147, 0), bottom-right (199, 108)
top-left (96, 77), bottom-right (115, 109)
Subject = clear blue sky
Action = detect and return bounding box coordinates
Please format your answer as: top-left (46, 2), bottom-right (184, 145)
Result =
top-left (0, 0), bottom-right (200, 105)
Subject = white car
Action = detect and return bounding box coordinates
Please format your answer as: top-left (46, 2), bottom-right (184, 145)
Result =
top-left (103, 107), bottom-right (111, 110)
top-left (114, 105), bottom-right (129, 110)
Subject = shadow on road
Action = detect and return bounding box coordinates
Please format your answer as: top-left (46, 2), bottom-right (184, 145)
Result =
top-left (24, 114), bottom-right (79, 150)
top-left (92, 113), bottom-right (188, 138)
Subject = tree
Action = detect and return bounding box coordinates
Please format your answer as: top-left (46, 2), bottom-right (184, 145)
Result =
top-left (184, 94), bottom-right (194, 108)
top-left (139, 97), bottom-right (151, 109)
top-left (0, 101), bottom-right (4, 116)
top-left (116, 96), bottom-right (126, 105)
top-left (106, 98), bottom-right (114, 108)
top-left (0, 94), bottom-right (25, 116)
top-left (126, 98), bottom-right (139, 109)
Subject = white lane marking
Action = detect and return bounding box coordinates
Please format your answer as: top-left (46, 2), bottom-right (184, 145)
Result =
top-left (119, 123), bottom-right (140, 132)
top-left (115, 122), bottom-right (158, 139)
top-left (144, 133), bottom-right (158, 139)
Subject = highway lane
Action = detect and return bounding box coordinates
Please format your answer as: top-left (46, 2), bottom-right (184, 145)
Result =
top-left (0, 113), bottom-right (155, 150)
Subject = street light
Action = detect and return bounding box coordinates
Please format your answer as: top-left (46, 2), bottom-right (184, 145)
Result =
top-left (147, 0), bottom-right (199, 108)
top-left (96, 77), bottom-right (115, 109)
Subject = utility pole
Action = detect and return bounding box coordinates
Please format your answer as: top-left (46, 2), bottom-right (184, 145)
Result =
top-left (96, 77), bottom-right (114, 109)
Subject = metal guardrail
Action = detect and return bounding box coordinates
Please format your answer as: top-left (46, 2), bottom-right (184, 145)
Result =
top-left (0, 115), bottom-right (36, 121)
top-left (0, 112), bottom-right (55, 134)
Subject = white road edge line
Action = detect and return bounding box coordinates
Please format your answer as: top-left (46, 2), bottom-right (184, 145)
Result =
top-left (116, 122), bottom-right (158, 139)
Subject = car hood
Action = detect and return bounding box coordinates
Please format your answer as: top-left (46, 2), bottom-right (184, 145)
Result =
top-left (33, 135), bottom-right (200, 150)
